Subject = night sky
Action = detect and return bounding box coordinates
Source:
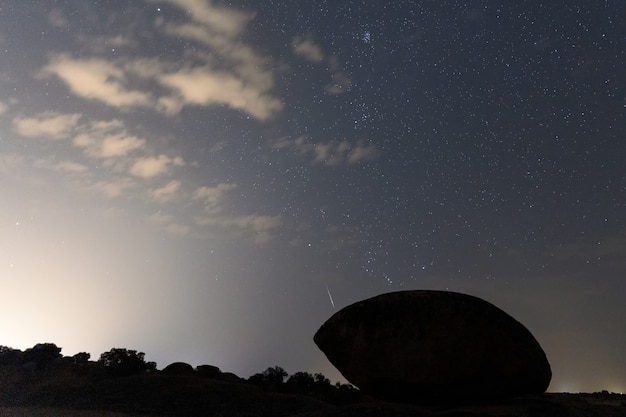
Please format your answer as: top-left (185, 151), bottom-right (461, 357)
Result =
top-left (1, 1), bottom-right (625, 393)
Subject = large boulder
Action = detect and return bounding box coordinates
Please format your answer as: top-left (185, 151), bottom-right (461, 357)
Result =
top-left (161, 361), bottom-right (195, 376)
top-left (314, 290), bottom-right (551, 404)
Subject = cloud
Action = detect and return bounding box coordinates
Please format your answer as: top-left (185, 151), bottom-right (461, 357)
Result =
top-left (48, 9), bottom-right (69, 29)
top-left (271, 136), bottom-right (379, 165)
top-left (0, 101), bottom-right (7, 115)
top-left (91, 178), bottom-right (136, 198)
top-left (151, 180), bottom-right (182, 203)
top-left (0, 153), bottom-right (25, 175)
top-left (99, 134), bottom-right (146, 158)
top-left (196, 213), bottom-right (282, 244)
top-left (75, 132), bottom-right (146, 159)
top-left (130, 155), bottom-right (184, 179)
top-left (147, 211), bottom-right (190, 236)
top-left (292, 36), bottom-right (324, 63)
top-left (324, 56), bottom-right (352, 95)
top-left (151, 0), bottom-right (253, 37)
top-left (72, 119), bottom-right (146, 159)
top-left (290, 35), bottom-right (352, 95)
top-left (325, 70), bottom-right (352, 95)
top-left (150, 0), bottom-right (282, 119)
top-left (12, 112), bottom-right (82, 140)
top-left (54, 161), bottom-right (89, 173)
top-left (40, 54), bottom-right (152, 108)
top-left (39, 2), bottom-right (282, 121)
top-left (193, 183), bottom-right (237, 212)
top-left (158, 67), bottom-right (283, 121)
top-left (347, 144), bottom-right (379, 164)
top-left (190, 182), bottom-right (281, 242)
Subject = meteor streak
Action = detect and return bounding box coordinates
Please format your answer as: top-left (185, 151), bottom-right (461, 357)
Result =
top-left (325, 283), bottom-right (335, 309)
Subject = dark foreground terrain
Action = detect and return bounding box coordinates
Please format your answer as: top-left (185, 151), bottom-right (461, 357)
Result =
top-left (1, 371), bottom-right (624, 417)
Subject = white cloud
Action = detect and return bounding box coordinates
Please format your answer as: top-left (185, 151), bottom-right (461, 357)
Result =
top-left (12, 112), bottom-right (81, 140)
top-left (39, 2), bottom-right (282, 121)
top-left (151, 0), bottom-right (253, 37)
top-left (72, 119), bottom-right (146, 159)
top-left (193, 183), bottom-right (237, 212)
top-left (292, 36), bottom-right (324, 63)
top-left (130, 155), bottom-right (184, 179)
top-left (271, 137), bottom-right (378, 165)
top-left (151, 180), bottom-right (182, 203)
top-left (150, 0), bottom-right (282, 120)
top-left (100, 134), bottom-right (146, 158)
top-left (158, 67), bottom-right (283, 121)
top-left (40, 54), bottom-right (152, 108)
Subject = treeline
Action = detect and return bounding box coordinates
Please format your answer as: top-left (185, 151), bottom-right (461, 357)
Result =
top-left (0, 343), bottom-right (363, 406)
top-left (0, 343), bottom-right (155, 377)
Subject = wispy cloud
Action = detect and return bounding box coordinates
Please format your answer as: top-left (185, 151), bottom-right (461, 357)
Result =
top-left (196, 214), bottom-right (282, 244)
top-left (291, 35), bottom-right (351, 95)
top-left (53, 161), bottom-right (89, 174)
top-left (324, 56), bottom-right (352, 95)
top-left (12, 112), bottom-right (82, 140)
top-left (157, 66), bottom-right (282, 120)
top-left (130, 155), bottom-right (184, 179)
top-left (150, 0), bottom-right (253, 37)
top-left (271, 136), bottom-right (379, 165)
top-left (0, 153), bottom-right (25, 175)
top-left (91, 178), bottom-right (136, 198)
top-left (150, 180), bottom-right (182, 203)
top-left (147, 211), bottom-right (190, 236)
top-left (40, 1), bottom-right (282, 121)
top-left (193, 183), bottom-right (238, 213)
top-left (292, 36), bottom-right (324, 63)
top-left (151, 0), bottom-right (282, 120)
top-left (191, 182), bottom-right (282, 242)
top-left (73, 126), bottom-right (146, 159)
top-left (40, 55), bottom-right (153, 108)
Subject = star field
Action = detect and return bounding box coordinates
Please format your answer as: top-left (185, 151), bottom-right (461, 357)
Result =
top-left (1, 0), bottom-right (625, 393)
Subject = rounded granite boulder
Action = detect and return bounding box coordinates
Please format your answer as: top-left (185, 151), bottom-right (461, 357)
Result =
top-left (314, 290), bottom-right (551, 404)
top-left (161, 361), bottom-right (195, 376)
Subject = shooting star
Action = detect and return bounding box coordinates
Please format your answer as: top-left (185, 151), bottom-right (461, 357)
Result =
top-left (325, 283), bottom-right (335, 309)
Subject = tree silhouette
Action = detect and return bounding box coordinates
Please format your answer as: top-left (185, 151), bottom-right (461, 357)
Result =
top-left (98, 348), bottom-right (152, 377)
top-left (23, 343), bottom-right (62, 370)
top-left (0, 345), bottom-right (23, 366)
top-left (248, 366), bottom-right (288, 390)
top-left (72, 352), bottom-right (91, 364)
top-left (286, 371), bottom-right (316, 393)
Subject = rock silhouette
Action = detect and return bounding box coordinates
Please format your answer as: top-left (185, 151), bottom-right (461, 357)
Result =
top-left (314, 290), bottom-right (552, 404)
top-left (161, 361), bottom-right (194, 376)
